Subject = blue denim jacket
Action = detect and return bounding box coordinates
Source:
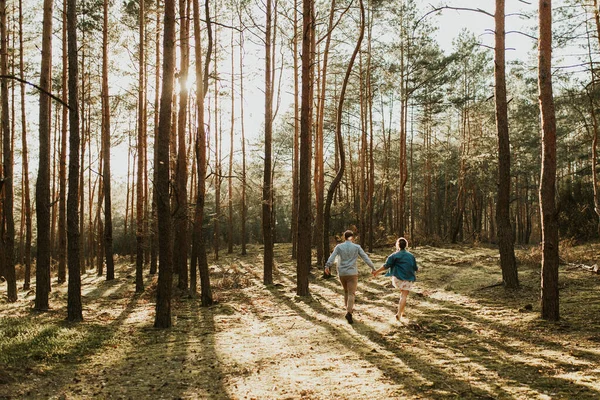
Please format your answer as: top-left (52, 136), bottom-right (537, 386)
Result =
top-left (324, 240), bottom-right (376, 276)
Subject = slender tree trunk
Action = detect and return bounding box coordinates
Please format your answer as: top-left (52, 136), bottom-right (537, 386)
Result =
top-left (102, 0), bottom-right (114, 280)
top-left (57, 0), bottom-right (67, 285)
top-left (190, 0), bottom-right (213, 305)
top-left (67, 0), bottom-right (82, 321)
top-left (34, 0), bottom-right (54, 311)
top-left (263, 0), bottom-right (274, 285)
top-left (297, 0), bottom-right (315, 296)
top-left (19, 0), bottom-right (32, 290)
top-left (314, 0), bottom-right (337, 267)
top-left (239, 16), bottom-right (247, 256)
top-left (591, 0), bottom-right (600, 236)
top-left (322, 0), bottom-right (365, 268)
top-left (291, 0), bottom-right (299, 260)
top-left (495, 0), bottom-right (518, 288)
top-left (150, 0), bottom-right (161, 276)
top-left (154, 0), bottom-right (175, 328)
top-left (175, 0), bottom-right (190, 290)
top-left (136, 0), bottom-right (146, 292)
top-left (227, 19), bottom-right (234, 255)
top-left (0, 0), bottom-right (15, 302)
top-left (538, 0), bottom-right (559, 321)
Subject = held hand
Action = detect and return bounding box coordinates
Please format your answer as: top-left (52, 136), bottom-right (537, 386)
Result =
top-left (324, 267), bottom-right (330, 276)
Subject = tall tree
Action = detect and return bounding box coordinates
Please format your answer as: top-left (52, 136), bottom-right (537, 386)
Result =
top-left (322, 0), bottom-right (365, 269)
top-left (67, 0), bottom-right (82, 321)
top-left (102, 0), bottom-right (115, 281)
top-left (538, 0), bottom-right (559, 321)
top-left (19, 0), bottom-right (32, 290)
top-left (494, 0), bottom-right (519, 288)
top-left (239, 12), bottom-right (247, 256)
top-left (297, 0), bottom-right (315, 296)
top-left (175, 0), bottom-right (190, 290)
top-left (0, 0), bottom-right (16, 302)
top-left (154, 0), bottom-right (176, 328)
top-left (314, 0), bottom-right (338, 268)
top-left (136, 0), bottom-right (146, 292)
top-left (263, 0), bottom-right (274, 285)
top-left (57, 0), bottom-right (67, 285)
top-left (190, 0), bottom-right (213, 305)
top-left (291, 0), bottom-right (299, 259)
top-left (35, 0), bottom-right (54, 311)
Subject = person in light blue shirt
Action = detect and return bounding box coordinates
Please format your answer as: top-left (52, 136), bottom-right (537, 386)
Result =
top-left (324, 230), bottom-right (376, 324)
top-left (373, 237), bottom-right (419, 322)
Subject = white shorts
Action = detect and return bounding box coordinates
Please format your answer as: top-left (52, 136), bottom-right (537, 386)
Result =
top-left (392, 276), bottom-right (414, 291)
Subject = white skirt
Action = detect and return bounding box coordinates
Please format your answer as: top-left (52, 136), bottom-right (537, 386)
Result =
top-left (392, 276), bottom-right (414, 291)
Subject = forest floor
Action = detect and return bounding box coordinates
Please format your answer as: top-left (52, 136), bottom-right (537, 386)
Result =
top-left (1, 242), bottom-right (600, 400)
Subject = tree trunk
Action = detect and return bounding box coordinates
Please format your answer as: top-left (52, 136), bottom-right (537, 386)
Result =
top-left (136, 0), bottom-right (146, 292)
top-left (102, 0), bottom-right (115, 281)
top-left (35, 0), bottom-right (54, 311)
top-left (154, 0), bottom-right (176, 328)
top-left (291, 0), bottom-right (299, 260)
top-left (263, 0), bottom-right (274, 285)
top-left (19, 0), bottom-right (32, 290)
top-left (175, 0), bottom-right (190, 290)
top-left (0, 0), bottom-right (15, 303)
top-left (591, 0), bottom-right (600, 237)
top-left (239, 14), bottom-right (247, 257)
top-left (322, 0), bottom-right (365, 269)
top-left (67, 0), bottom-right (82, 321)
top-left (538, 0), bottom-right (559, 321)
top-left (56, 0), bottom-right (67, 285)
top-left (495, 0), bottom-right (519, 288)
top-left (227, 18), bottom-right (234, 255)
top-left (150, 0), bottom-right (161, 276)
top-left (297, 0), bottom-right (315, 296)
top-left (190, 0), bottom-right (213, 305)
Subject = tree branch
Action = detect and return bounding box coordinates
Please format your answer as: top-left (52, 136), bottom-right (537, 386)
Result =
top-left (0, 75), bottom-right (71, 109)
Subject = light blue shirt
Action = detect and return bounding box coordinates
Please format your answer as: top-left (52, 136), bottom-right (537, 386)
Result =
top-left (324, 240), bottom-right (376, 276)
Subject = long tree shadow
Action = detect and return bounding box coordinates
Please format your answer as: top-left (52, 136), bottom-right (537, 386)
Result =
top-left (264, 286), bottom-right (511, 399)
top-left (304, 280), bottom-right (600, 399)
top-left (82, 295), bottom-right (231, 399)
top-left (0, 276), bottom-right (146, 398)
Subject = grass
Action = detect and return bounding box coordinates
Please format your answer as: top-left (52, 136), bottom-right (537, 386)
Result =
top-left (1, 242), bottom-right (599, 399)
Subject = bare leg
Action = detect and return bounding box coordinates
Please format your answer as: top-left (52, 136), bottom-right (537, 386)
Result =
top-left (396, 290), bottom-right (409, 320)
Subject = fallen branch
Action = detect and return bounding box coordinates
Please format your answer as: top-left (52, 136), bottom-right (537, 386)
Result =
top-left (476, 282), bottom-right (504, 290)
top-left (565, 263), bottom-right (599, 274)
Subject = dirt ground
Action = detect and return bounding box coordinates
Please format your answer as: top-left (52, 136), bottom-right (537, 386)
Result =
top-left (1, 243), bottom-right (600, 399)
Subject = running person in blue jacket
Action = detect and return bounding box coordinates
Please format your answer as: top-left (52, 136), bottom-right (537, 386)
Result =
top-left (373, 237), bottom-right (418, 322)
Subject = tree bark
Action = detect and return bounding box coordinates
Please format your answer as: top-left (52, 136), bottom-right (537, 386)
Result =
top-left (495, 0), bottom-right (519, 288)
top-left (154, 0), bottom-right (176, 328)
top-left (322, 0), bottom-right (365, 268)
top-left (175, 0), bottom-right (190, 290)
top-left (0, 0), bottom-right (15, 302)
top-left (136, 0), bottom-right (146, 292)
top-left (263, 0), bottom-right (274, 285)
top-left (239, 13), bottom-right (247, 256)
top-left (297, 0), bottom-right (315, 296)
top-left (35, 0), bottom-right (54, 311)
top-left (57, 0), bottom-right (67, 285)
top-left (67, 0), bottom-right (82, 321)
top-left (102, 0), bottom-right (115, 281)
top-left (538, 0), bottom-right (559, 321)
top-left (19, 0), bottom-right (32, 290)
top-left (190, 0), bottom-right (213, 305)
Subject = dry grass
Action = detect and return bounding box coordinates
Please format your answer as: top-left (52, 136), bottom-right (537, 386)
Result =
top-left (1, 242), bottom-right (599, 399)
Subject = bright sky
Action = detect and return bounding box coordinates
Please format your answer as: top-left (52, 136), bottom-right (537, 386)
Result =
top-left (432, 0), bottom-right (538, 63)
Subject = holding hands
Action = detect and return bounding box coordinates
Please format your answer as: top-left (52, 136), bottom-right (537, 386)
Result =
top-left (372, 265), bottom-right (386, 277)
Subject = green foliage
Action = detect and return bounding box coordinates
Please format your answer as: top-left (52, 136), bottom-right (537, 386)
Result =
top-left (0, 317), bottom-right (113, 368)
top-left (557, 178), bottom-right (599, 242)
